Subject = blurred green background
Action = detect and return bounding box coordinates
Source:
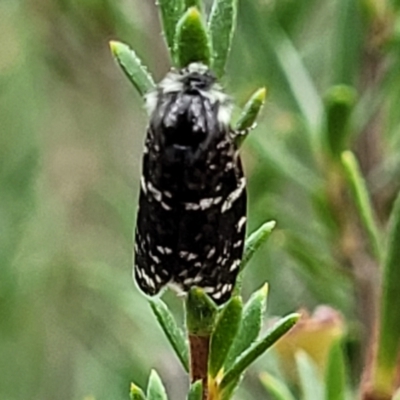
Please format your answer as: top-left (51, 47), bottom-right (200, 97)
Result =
top-left (1, 0), bottom-right (400, 399)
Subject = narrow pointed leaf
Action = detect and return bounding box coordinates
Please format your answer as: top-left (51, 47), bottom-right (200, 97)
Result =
top-left (324, 85), bottom-right (356, 158)
top-left (220, 313), bottom-right (300, 391)
top-left (187, 380), bottom-right (203, 400)
top-left (234, 221), bottom-right (275, 294)
top-left (174, 7), bottom-right (211, 68)
top-left (186, 287), bottom-right (218, 336)
top-left (260, 372), bottom-right (296, 400)
top-left (266, 22), bottom-right (323, 150)
top-left (110, 41), bottom-right (155, 96)
top-left (208, 0), bottom-right (238, 77)
top-left (373, 191), bottom-right (400, 395)
top-left (225, 284), bottom-right (268, 369)
top-left (156, 0), bottom-right (184, 59)
top-left (234, 88), bottom-right (267, 147)
top-left (296, 351), bottom-right (324, 400)
top-left (325, 340), bottom-right (346, 400)
top-left (130, 383), bottom-right (147, 400)
top-left (147, 370), bottom-right (168, 400)
top-left (209, 296), bottom-right (243, 377)
top-left (150, 298), bottom-right (189, 372)
top-left (241, 221), bottom-right (276, 271)
top-left (219, 377), bottom-right (241, 400)
top-left (341, 151), bottom-right (382, 262)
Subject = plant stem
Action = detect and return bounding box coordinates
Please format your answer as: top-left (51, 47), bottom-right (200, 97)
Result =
top-left (189, 334), bottom-right (210, 400)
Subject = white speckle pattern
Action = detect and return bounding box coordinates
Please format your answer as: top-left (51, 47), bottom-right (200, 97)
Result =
top-left (140, 177), bottom-right (147, 194)
top-left (184, 202), bottom-right (200, 210)
top-left (161, 201), bottom-right (172, 210)
top-left (207, 247), bottom-right (216, 259)
top-left (230, 259), bottom-right (241, 272)
top-left (199, 198), bottom-right (214, 209)
top-left (237, 216), bottom-right (246, 232)
top-left (147, 181), bottom-right (162, 202)
top-left (213, 291), bottom-right (223, 299)
top-left (233, 240), bottom-right (243, 248)
top-left (222, 284), bottom-right (231, 294)
top-left (221, 177), bottom-right (246, 213)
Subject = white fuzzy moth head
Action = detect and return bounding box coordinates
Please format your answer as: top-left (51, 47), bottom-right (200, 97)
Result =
top-left (145, 62), bottom-right (233, 128)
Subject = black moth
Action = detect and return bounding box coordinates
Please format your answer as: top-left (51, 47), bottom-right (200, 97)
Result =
top-left (134, 62), bottom-right (246, 305)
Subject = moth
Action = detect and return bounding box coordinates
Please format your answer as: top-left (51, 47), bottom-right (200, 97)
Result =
top-left (133, 62), bottom-right (246, 304)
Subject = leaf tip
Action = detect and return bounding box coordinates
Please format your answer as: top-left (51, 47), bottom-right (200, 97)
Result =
top-left (341, 149), bottom-right (354, 163)
top-left (260, 282), bottom-right (269, 297)
top-left (109, 40), bottom-right (122, 56)
top-left (187, 5), bottom-right (201, 19)
top-left (255, 87), bottom-right (268, 103)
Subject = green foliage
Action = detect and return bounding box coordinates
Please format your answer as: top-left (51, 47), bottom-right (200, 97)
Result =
top-left (147, 370), bottom-right (168, 400)
top-left (110, 41), bottom-right (155, 96)
top-left (149, 298), bottom-right (189, 371)
top-left (224, 284), bottom-right (268, 370)
top-left (174, 7), bottom-right (211, 67)
top-left (324, 85), bottom-right (357, 158)
top-left (208, 0), bottom-right (238, 77)
top-left (260, 372), bottom-right (296, 400)
top-left (234, 87), bottom-right (267, 147)
top-left (130, 383), bottom-right (147, 400)
top-left (186, 287), bottom-right (218, 336)
top-left (187, 381), bottom-right (203, 400)
top-left (156, 0), bottom-right (184, 59)
top-left (374, 192), bottom-right (400, 395)
top-left (239, 220), bottom-right (276, 272)
top-left (296, 352), bottom-right (324, 400)
top-left (341, 151), bottom-right (383, 262)
top-left (209, 296), bottom-right (243, 378)
top-left (218, 313), bottom-right (299, 397)
top-left (5, 0), bottom-right (400, 398)
top-left (325, 341), bottom-right (346, 400)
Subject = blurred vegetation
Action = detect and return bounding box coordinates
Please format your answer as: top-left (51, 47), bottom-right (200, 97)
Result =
top-left (2, 0), bottom-right (400, 399)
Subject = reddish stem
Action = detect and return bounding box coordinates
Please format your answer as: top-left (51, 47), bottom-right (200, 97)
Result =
top-left (189, 334), bottom-right (210, 400)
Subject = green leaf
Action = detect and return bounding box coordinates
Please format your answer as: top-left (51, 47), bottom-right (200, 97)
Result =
top-left (208, 0), bottom-right (238, 77)
top-left (225, 283), bottom-right (268, 370)
top-left (234, 221), bottom-right (275, 294)
top-left (259, 372), bottom-right (296, 400)
top-left (296, 351), bottom-right (324, 400)
top-left (324, 85), bottom-right (357, 158)
top-left (219, 377), bottom-right (241, 400)
top-left (325, 340), bottom-right (346, 400)
top-left (187, 380), bottom-right (203, 400)
top-left (220, 313), bottom-right (300, 393)
top-left (209, 296), bottom-right (243, 378)
top-left (186, 287), bottom-right (218, 336)
top-left (234, 87), bottom-right (267, 147)
top-left (374, 191), bottom-right (400, 395)
top-left (174, 7), bottom-right (211, 68)
top-left (156, 0), bottom-right (184, 59)
top-left (147, 370), bottom-right (168, 400)
top-left (240, 221), bottom-right (276, 271)
top-left (341, 151), bottom-right (383, 262)
top-left (130, 383), bottom-right (147, 400)
top-left (149, 298), bottom-right (189, 372)
top-left (267, 22), bottom-right (323, 150)
top-left (109, 41), bottom-right (155, 96)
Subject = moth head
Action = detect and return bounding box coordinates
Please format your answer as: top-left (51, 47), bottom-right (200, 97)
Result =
top-left (145, 62), bottom-right (232, 127)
